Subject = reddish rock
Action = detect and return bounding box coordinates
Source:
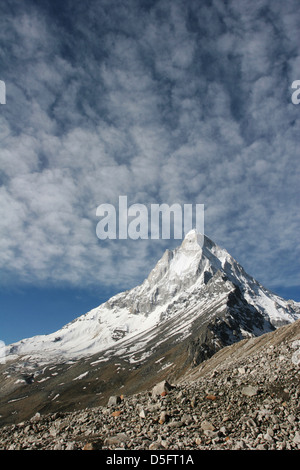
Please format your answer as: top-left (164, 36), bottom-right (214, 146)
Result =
top-left (206, 394), bottom-right (217, 400)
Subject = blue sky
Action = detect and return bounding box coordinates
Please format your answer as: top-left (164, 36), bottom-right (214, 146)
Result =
top-left (0, 0), bottom-right (299, 345)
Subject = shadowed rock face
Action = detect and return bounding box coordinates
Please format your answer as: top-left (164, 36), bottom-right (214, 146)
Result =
top-left (0, 231), bottom-right (299, 427)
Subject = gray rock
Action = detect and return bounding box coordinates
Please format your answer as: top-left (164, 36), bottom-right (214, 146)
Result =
top-left (241, 385), bottom-right (259, 397)
top-left (152, 380), bottom-right (173, 398)
top-left (65, 442), bottom-right (76, 450)
top-left (167, 421), bottom-right (184, 428)
top-left (104, 433), bottom-right (130, 446)
top-left (107, 395), bottom-right (121, 407)
top-left (201, 420), bottom-right (215, 431)
top-left (293, 431), bottom-right (300, 446)
top-left (30, 412), bottom-right (41, 423)
top-left (139, 408), bottom-right (147, 419)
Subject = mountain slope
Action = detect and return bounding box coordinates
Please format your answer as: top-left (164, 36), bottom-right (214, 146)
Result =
top-left (1, 319), bottom-right (300, 450)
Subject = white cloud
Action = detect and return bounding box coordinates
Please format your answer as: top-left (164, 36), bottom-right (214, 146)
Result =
top-left (0, 0), bottom-right (299, 293)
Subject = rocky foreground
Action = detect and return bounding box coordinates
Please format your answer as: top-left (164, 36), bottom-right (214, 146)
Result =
top-left (0, 320), bottom-right (299, 451)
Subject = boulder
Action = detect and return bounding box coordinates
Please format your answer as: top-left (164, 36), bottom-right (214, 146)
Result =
top-left (107, 395), bottom-right (121, 407)
top-left (152, 380), bottom-right (173, 398)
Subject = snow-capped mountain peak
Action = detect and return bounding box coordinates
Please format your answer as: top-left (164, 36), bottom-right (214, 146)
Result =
top-left (4, 231), bottom-right (300, 365)
top-left (181, 228), bottom-right (204, 249)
